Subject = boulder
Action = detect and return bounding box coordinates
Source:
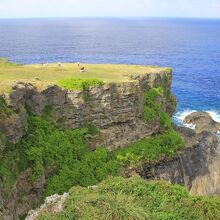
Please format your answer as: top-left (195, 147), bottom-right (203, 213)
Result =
top-left (184, 111), bottom-right (220, 134)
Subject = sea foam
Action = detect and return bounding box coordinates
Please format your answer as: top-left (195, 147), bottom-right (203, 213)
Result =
top-left (174, 109), bottom-right (220, 131)
top-left (206, 110), bottom-right (220, 123)
top-left (174, 109), bottom-right (197, 129)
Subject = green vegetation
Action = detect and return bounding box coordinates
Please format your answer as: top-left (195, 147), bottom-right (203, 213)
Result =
top-left (0, 96), bottom-right (12, 118)
top-left (41, 105), bottom-right (54, 122)
top-left (164, 67), bottom-right (173, 74)
top-left (57, 78), bottom-right (104, 90)
top-left (0, 114), bottom-right (183, 198)
top-left (0, 142), bottom-right (28, 196)
top-left (37, 176), bottom-right (220, 220)
top-left (115, 130), bottom-right (183, 167)
top-left (0, 58), bottom-right (170, 93)
top-left (143, 87), bottom-right (163, 123)
top-left (57, 78), bottom-right (104, 102)
top-left (16, 116), bottom-right (119, 196)
top-left (143, 87), bottom-right (173, 131)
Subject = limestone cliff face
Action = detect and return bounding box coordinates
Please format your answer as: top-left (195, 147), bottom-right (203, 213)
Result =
top-left (0, 71), bottom-right (175, 150)
top-left (138, 127), bottom-right (220, 195)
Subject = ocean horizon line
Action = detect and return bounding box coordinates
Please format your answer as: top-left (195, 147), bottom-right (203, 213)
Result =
top-left (0, 16), bottom-right (220, 20)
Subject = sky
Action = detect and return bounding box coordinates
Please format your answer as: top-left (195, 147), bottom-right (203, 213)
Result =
top-left (0, 0), bottom-right (220, 19)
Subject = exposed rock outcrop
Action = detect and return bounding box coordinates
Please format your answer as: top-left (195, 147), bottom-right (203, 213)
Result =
top-left (26, 193), bottom-right (69, 220)
top-left (0, 170), bottom-right (44, 220)
top-left (184, 111), bottom-right (220, 134)
top-left (139, 126), bottom-right (220, 195)
top-left (0, 167), bottom-right (55, 220)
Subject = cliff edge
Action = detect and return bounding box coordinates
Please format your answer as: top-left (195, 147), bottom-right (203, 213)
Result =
top-left (0, 69), bottom-right (175, 151)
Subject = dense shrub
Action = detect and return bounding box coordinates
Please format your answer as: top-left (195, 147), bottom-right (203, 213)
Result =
top-left (37, 176), bottom-right (220, 220)
top-left (0, 112), bottom-right (184, 198)
top-left (57, 78), bottom-right (104, 90)
top-left (14, 116), bottom-right (119, 196)
top-left (143, 86), bottom-right (176, 132)
top-left (115, 130), bottom-right (183, 166)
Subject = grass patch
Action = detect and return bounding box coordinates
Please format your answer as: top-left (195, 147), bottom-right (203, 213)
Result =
top-left (164, 67), bottom-right (173, 74)
top-left (37, 176), bottom-right (220, 220)
top-left (57, 78), bottom-right (104, 90)
top-left (0, 59), bottom-right (170, 93)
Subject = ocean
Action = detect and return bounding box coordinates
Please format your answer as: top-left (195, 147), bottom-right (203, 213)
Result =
top-left (0, 17), bottom-right (220, 123)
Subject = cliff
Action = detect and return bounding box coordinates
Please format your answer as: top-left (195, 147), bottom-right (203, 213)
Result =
top-left (0, 69), bottom-right (176, 219)
top-left (1, 65), bottom-right (219, 220)
top-left (0, 70), bottom-right (175, 151)
top-left (139, 125), bottom-right (220, 195)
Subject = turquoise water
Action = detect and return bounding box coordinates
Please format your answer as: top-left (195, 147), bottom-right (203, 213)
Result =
top-left (0, 18), bottom-right (220, 121)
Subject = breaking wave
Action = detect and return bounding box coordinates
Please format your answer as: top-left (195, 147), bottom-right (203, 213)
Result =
top-left (174, 109), bottom-right (220, 130)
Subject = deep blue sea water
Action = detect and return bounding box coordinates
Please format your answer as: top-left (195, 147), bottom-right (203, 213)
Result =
top-left (0, 18), bottom-right (220, 122)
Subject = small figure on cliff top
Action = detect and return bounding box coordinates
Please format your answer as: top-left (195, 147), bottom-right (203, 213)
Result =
top-left (58, 62), bottom-right (64, 67)
top-left (80, 66), bottom-right (86, 72)
top-left (77, 62), bottom-right (86, 72)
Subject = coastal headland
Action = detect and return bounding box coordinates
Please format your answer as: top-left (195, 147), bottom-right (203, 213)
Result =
top-left (1, 59), bottom-right (220, 219)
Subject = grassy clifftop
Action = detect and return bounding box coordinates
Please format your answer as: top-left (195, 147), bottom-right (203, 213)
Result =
top-left (0, 58), bottom-right (171, 93)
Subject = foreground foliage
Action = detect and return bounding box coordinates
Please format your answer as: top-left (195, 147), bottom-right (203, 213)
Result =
top-left (37, 176), bottom-right (220, 220)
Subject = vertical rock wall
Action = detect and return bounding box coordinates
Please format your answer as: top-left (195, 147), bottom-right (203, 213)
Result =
top-left (0, 71), bottom-right (175, 150)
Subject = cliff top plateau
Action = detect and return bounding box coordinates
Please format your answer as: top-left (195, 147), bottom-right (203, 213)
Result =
top-left (0, 58), bottom-right (171, 93)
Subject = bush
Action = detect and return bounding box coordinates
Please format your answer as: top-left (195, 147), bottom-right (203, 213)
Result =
top-left (143, 87), bottom-right (163, 123)
top-left (0, 143), bottom-right (28, 197)
top-left (117, 153), bottom-right (141, 168)
top-left (143, 86), bottom-right (175, 133)
top-left (57, 78), bottom-right (104, 90)
top-left (1, 114), bottom-right (183, 198)
top-left (12, 116), bottom-right (119, 196)
top-left (115, 130), bottom-right (183, 164)
top-left (37, 176), bottom-right (220, 220)
top-left (160, 112), bottom-right (172, 130)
